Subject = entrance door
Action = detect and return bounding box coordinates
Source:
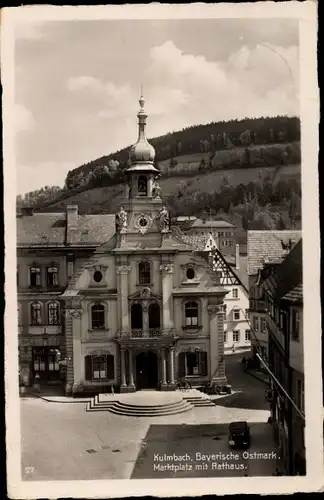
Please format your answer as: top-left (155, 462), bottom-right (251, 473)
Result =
top-left (136, 351), bottom-right (158, 389)
top-left (33, 347), bottom-right (60, 383)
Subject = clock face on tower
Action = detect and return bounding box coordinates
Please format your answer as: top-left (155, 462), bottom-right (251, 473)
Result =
top-left (135, 213), bottom-right (152, 234)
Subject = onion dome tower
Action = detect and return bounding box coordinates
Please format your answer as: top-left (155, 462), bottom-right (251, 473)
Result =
top-left (125, 91), bottom-right (160, 199)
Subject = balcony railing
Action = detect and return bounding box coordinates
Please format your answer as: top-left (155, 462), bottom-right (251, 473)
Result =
top-left (117, 328), bottom-right (176, 339)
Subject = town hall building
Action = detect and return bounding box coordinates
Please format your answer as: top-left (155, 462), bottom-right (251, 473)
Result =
top-left (17, 95), bottom-right (229, 395)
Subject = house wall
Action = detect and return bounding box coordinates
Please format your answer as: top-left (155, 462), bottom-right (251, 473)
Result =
top-left (223, 284), bottom-right (251, 352)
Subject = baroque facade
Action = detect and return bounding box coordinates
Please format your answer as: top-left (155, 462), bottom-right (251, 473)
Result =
top-left (17, 94), bottom-right (229, 395)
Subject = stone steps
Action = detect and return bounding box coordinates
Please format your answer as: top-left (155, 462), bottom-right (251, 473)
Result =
top-left (183, 396), bottom-right (215, 407)
top-left (86, 398), bottom-right (193, 416)
top-left (85, 389), bottom-right (215, 416)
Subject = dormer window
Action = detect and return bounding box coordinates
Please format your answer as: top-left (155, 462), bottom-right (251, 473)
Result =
top-left (138, 176), bottom-right (147, 196)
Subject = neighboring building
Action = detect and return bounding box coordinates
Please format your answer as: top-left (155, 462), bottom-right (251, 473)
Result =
top-left (17, 94), bottom-right (229, 395)
top-left (247, 230), bottom-right (302, 364)
top-left (259, 239), bottom-right (304, 475)
top-left (181, 232), bottom-right (250, 354)
top-left (186, 218), bottom-right (236, 252)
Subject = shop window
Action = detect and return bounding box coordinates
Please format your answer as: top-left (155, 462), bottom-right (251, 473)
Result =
top-left (178, 351), bottom-right (208, 377)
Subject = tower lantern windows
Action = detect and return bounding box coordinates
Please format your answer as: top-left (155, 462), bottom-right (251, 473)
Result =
top-left (138, 176), bottom-right (148, 196)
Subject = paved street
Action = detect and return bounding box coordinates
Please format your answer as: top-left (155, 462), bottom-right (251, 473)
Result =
top-left (21, 356), bottom-right (276, 481)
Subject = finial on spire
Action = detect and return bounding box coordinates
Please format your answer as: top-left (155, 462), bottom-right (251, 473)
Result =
top-left (139, 84), bottom-right (145, 110)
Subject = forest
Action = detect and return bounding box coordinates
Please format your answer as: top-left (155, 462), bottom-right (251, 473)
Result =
top-left (16, 115), bottom-right (301, 232)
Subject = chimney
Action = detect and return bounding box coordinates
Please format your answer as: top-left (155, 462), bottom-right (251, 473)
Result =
top-left (235, 244), bottom-right (240, 270)
top-left (66, 205), bottom-right (78, 228)
top-left (66, 205), bottom-right (78, 244)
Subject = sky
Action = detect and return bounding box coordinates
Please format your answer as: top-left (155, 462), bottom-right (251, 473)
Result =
top-left (14, 18), bottom-right (300, 195)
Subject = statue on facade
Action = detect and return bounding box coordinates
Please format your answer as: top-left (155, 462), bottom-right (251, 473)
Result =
top-left (159, 206), bottom-right (170, 232)
top-left (152, 176), bottom-right (161, 199)
top-left (116, 205), bottom-right (128, 232)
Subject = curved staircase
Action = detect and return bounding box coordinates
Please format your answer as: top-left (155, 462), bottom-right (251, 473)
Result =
top-left (86, 389), bottom-right (215, 416)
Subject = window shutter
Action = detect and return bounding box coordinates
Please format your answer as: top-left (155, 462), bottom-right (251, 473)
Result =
top-left (200, 351), bottom-right (208, 376)
top-left (106, 355), bottom-right (115, 380)
top-left (85, 355), bottom-right (92, 381)
top-left (178, 352), bottom-right (186, 378)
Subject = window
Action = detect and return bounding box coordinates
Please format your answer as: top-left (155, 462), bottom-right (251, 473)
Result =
top-left (47, 266), bottom-right (58, 286)
top-left (224, 332), bottom-right (227, 343)
top-left (91, 303), bottom-right (105, 330)
top-left (48, 302), bottom-right (60, 325)
top-left (245, 309), bottom-right (250, 319)
top-left (138, 175), bottom-right (148, 196)
top-left (233, 330), bottom-right (240, 342)
top-left (253, 316), bottom-right (259, 332)
top-left (291, 310), bottom-right (300, 340)
top-left (139, 261), bottom-right (151, 285)
top-left (85, 354), bottom-right (115, 381)
top-left (245, 329), bottom-right (251, 341)
top-left (261, 318), bottom-right (266, 332)
top-left (296, 379), bottom-right (304, 412)
top-left (30, 267), bottom-right (41, 287)
top-left (185, 301), bottom-right (199, 326)
top-left (233, 308), bottom-right (240, 320)
top-left (186, 267), bottom-right (195, 280)
top-left (232, 288), bottom-right (238, 299)
top-left (93, 270), bottom-right (103, 283)
top-left (222, 304), bottom-right (227, 315)
top-left (31, 302), bottom-right (42, 325)
top-left (178, 351), bottom-right (208, 377)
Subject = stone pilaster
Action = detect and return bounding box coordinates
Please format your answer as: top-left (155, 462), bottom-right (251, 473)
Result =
top-left (116, 266), bottom-right (131, 332)
top-left (128, 349), bottom-right (135, 390)
top-left (64, 307), bottom-right (83, 395)
top-left (120, 348), bottom-right (127, 391)
top-left (160, 264), bottom-right (174, 330)
top-left (208, 304), bottom-right (227, 385)
top-left (169, 347), bottom-right (175, 385)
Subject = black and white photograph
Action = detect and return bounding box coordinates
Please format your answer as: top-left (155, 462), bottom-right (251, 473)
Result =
top-left (3, 2), bottom-right (321, 498)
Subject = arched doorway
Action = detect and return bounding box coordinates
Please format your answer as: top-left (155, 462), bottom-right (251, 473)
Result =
top-left (136, 351), bottom-right (158, 389)
top-left (131, 303), bottom-right (143, 330)
top-left (149, 303), bottom-right (160, 333)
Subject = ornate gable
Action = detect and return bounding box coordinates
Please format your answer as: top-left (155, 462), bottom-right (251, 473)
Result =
top-left (128, 287), bottom-right (162, 302)
top-left (211, 249), bottom-right (242, 286)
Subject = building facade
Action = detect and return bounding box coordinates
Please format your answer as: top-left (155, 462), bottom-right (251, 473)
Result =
top-left (259, 239), bottom-right (304, 475)
top-left (247, 230), bottom-right (301, 365)
top-left (17, 95), bottom-right (229, 395)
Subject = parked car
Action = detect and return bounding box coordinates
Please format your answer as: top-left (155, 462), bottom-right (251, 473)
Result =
top-left (228, 421), bottom-right (251, 449)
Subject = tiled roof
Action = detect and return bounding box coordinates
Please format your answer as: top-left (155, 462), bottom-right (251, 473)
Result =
top-left (17, 213), bottom-right (116, 246)
top-left (282, 284), bottom-right (303, 303)
top-left (191, 218), bottom-right (236, 229)
top-left (262, 239), bottom-right (303, 302)
top-left (247, 230), bottom-right (302, 275)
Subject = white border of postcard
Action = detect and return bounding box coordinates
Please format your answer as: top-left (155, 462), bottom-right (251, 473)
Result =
top-left (3, 1), bottom-right (322, 498)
